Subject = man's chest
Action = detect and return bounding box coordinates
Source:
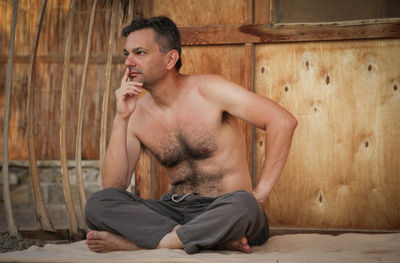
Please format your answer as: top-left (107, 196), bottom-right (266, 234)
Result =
top-left (135, 106), bottom-right (222, 168)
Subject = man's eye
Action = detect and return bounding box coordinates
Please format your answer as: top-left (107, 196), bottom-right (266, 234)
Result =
top-left (123, 52), bottom-right (129, 56)
top-left (137, 51), bottom-right (145, 55)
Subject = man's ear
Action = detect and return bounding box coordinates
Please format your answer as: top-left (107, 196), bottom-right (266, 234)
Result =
top-left (165, 50), bottom-right (179, 70)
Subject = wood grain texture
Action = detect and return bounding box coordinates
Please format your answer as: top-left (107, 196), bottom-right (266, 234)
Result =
top-left (2, 0), bottom-right (21, 239)
top-left (59, 0), bottom-right (80, 239)
top-left (255, 39), bottom-right (400, 230)
top-left (148, 0), bottom-right (250, 26)
top-left (0, 0), bottom-right (124, 160)
top-left (179, 20), bottom-right (400, 46)
top-left (135, 148), bottom-right (153, 199)
top-left (254, 0), bottom-right (269, 24)
top-left (75, 0), bottom-right (98, 232)
top-left (25, 0), bottom-right (55, 232)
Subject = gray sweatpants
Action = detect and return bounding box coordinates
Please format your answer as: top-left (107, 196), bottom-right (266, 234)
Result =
top-left (85, 188), bottom-right (269, 254)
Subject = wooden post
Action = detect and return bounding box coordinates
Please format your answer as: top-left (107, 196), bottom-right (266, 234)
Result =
top-left (2, 0), bottom-right (21, 240)
top-left (125, 0), bottom-right (134, 193)
top-left (128, 0), bottom-right (134, 22)
top-left (60, 0), bottom-right (81, 240)
top-left (75, 0), bottom-right (98, 232)
top-left (100, 0), bottom-right (118, 187)
top-left (268, 0), bottom-right (274, 25)
top-left (26, 0), bottom-right (55, 232)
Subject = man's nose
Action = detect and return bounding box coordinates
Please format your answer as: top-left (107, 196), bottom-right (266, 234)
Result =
top-left (124, 56), bottom-right (136, 67)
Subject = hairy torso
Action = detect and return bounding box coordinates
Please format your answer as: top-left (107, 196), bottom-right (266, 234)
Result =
top-left (130, 75), bottom-right (252, 196)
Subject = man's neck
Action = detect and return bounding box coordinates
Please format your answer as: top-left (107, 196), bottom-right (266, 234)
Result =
top-left (146, 71), bottom-right (183, 109)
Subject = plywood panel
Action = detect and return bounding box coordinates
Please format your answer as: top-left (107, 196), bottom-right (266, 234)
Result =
top-left (145, 0), bottom-right (252, 26)
top-left (255, 39), bottom-right (400, 230)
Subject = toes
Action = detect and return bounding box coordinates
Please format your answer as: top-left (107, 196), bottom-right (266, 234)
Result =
top-left (237, 237), bottom-right (251, 253)
top-left (86, 239), bottom-right (99, 246)
top-left (87, 230), bottom-right (98, 240)
top-left (88, 244), bottom-right (104, 253)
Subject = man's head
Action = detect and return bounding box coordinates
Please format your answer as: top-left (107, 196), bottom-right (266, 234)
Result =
top-left (122, 16), bottom-right (182, 71)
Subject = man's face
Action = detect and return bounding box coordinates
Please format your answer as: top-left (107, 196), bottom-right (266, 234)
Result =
top-left (123, 28), bottom-right (167, 85)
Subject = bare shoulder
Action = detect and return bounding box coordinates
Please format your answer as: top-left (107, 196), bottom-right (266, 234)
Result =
top-left (185, 74), bottom-right (249, 112)
top-left (187, 73), bottom-right (230, 86)
top-left (186, 74), bottom-right (241, 98)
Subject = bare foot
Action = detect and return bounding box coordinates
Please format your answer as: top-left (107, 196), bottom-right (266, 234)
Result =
top-left (85, 230), bottom-right (140, 253)
top-left (217, 237), bottom-right (252, 253)
top-left (157, 224), bottom-right (183, 249)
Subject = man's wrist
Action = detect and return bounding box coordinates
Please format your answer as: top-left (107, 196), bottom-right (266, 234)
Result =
top-left (253, 179), bottom-right (273, 203)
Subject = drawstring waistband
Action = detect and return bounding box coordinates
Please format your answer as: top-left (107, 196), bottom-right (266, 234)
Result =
top-left (171, 193), bottom-right (192, 203)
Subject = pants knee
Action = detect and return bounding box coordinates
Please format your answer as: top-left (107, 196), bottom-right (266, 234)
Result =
top-left (222, 191), bottom-right (262, 219)
top-left (85, 188), bottom-right (128, 226)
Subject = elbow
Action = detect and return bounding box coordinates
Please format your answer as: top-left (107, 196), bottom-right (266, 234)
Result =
top-left (276, 113), bottom-right (298, 132)
top-left (102, 178), bottom-right (128, 190)
top-left (287, 114), bottom-right (298, 131)
top-left (101, 171), bottom-right (130, 190)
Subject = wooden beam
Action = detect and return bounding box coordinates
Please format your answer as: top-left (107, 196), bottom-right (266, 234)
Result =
top-left (75, 0), bottom-right (98, 233)
top-left (2, 0), bottom-right (21, 240)
top-left (60, 0), bottom-right (81, 240)
top-left (2, 18), bottom-right (399, 66)
top-left (26, 0), bottom-right (55, 233)
top-left (180, 19), bottom-right (400, 45)
top-left (0, 55), bottom-right (126, 64)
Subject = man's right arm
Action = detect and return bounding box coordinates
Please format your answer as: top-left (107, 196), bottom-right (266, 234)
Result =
top-left (101, 115), bottom-right (141, 189)
top-left (101, 68), bottom-right (143, 189)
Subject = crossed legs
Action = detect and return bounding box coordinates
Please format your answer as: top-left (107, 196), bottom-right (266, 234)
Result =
top-left (85, 189), bottom-right (267, 254)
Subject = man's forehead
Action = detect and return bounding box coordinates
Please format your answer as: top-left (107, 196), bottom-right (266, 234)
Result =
top-left (124, 28), bottom-right (157, 49)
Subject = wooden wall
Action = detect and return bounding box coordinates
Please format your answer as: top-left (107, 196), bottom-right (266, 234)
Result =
top-left (255, 40), bottom-right (400, 230)
top-left (0, 0), bottom-right (126, 160)
top-left (1, 0), bottom-right (399, 231)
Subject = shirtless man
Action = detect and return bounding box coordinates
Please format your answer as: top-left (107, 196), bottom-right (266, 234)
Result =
top-left (85, 16), bottom-right (297, 254)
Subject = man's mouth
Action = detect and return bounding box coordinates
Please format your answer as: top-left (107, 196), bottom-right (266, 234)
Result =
top-left (128, 66), bottom-right (142, 80)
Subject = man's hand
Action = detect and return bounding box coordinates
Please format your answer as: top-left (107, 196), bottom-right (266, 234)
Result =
top-left (115, 68), bottom-right (143, 120)
top-left (252, 180), bottom-right (272, 203)
top-left (252, 189), bottom-right (267, 204)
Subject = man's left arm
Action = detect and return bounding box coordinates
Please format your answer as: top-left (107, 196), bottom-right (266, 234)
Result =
top-left (201, 75), bottom-right (297, 202)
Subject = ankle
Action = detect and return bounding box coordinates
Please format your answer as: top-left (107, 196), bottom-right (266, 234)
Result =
top-left (157, 226), bottom-right (183, 249)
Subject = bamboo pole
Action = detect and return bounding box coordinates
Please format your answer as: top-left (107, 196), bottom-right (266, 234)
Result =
top-left (128, 0), bottom-right (134, 22)
top-left (99, 0), bottom-right (118, 188)
top-left (75, 0), bottom-right (98, 232)
top-left (2, 0), bottom-right (21, 240)
top-left (126, 0), bottom-right (134, 193)
top-left (60, 0), bottom-right (81, 240)
top-left (26, 0), bottom-right (55, 232)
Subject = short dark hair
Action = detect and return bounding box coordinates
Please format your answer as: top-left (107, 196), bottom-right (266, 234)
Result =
top-left (122, 16), bottom-right (182, 71)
